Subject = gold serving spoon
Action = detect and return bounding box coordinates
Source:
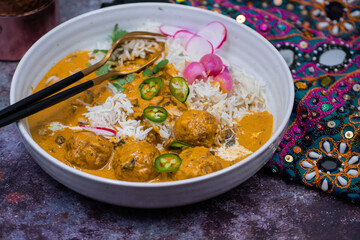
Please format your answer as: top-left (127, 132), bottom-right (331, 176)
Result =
top-left (0, 31), bottom-right (166, 127)
top-left (84, 31), bottom-right (166, 85)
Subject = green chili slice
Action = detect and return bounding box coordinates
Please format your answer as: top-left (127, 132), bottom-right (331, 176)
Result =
top-left (139, 77), bottom-right (163, 100)
top-left (143, 106), bottom-right (168, 123)
top-left (169, 77), bottom-right (189, 103)
top-left (154, 153), bottom-right (182, 172)
top-left (169, 140), bottom-right (191, 150)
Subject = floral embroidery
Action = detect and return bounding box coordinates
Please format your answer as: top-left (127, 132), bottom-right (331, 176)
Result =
top-left (307, 0), bottom-right (360, 36)
top-left (300, 137), bottom-right (360, 193)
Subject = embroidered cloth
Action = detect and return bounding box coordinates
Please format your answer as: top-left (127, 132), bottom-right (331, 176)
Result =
top-left (172, 0), bottom-right (360, 201)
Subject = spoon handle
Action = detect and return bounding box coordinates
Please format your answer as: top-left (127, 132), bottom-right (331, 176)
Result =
top-left (0, 79), bottom-right (94, 128)
top-left (0, 71), bottom-right (84, 119)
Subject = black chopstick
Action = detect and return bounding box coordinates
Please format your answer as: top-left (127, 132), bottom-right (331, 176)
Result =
top-left (0, 71), bottom-right (84, 119)
top-left (0, 79), bottom-right (94, 128)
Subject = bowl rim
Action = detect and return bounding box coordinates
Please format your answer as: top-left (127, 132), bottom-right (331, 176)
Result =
top-left (11, 2), bottom-right (294, 188)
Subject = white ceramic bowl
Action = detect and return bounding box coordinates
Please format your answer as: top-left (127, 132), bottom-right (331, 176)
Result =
top-left (11, 3), bottom-right (294, 208)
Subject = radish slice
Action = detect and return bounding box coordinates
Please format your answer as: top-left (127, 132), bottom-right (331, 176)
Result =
top-left (174, 30), bottom-right (197, 46)
top-left (197, 21), bottom-right (227, 50)
top-left (159, 25), bottom-right (185, 37)
top-left (79, 125), bottom-right (117, 137)
top-left (185, 35), bottom-right (214, 61)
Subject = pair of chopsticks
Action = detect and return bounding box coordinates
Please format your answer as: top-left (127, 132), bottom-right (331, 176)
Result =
top-left (0, 31), bottom-right (166, 128)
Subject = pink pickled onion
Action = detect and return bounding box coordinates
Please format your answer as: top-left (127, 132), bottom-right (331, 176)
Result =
top-left (213, 66), bottom-right (233, 93)
top-left (200, 54), bottom-right (224, 76)
top-left (79, 125), bottom-right (117, 137)
top-left (183, 62), bottom-right (207, 84)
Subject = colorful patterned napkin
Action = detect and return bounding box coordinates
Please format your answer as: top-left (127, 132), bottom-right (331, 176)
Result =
top-left (172, 0), bottom-right (360, 201)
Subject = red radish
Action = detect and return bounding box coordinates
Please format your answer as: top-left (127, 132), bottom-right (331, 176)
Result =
top-left (197, 21), bottom-right (227, 50)
top-left (213, 67), bottom-right (233, 93)
top-left (159, 25), bottom-right (185, 37)
top-left (183, 62), bottom-right (207, 84)
top-left (200, 54), bottom-right (224, 76)
top-left (185, 35), bottom-right (214, 61)
top-left (173, 30), bottom-right (196, 45)
top-left (79, 125), bottom-right (117, 137)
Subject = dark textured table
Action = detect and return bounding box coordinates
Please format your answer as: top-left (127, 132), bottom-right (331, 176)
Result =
top-left (1, 1), bottom-right (360, 239)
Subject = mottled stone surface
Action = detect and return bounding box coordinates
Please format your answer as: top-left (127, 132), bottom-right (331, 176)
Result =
top-left (0, 1), bottom-right (360, 239)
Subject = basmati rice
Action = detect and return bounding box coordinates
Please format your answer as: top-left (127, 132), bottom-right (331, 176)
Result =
top-left (83, 93), bottom-right (152, 140)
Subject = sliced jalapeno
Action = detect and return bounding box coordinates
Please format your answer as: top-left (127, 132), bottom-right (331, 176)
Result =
top-left (139, 77), bottom-right (163, 100)
top-left (169, 77), bottom-right (189, 103)
top-left (154, 153), bottom-right (182, 172)
top-left (143, 106), bottom-right (168, 123)
top-left (169, 140), bottom-right (191, 150)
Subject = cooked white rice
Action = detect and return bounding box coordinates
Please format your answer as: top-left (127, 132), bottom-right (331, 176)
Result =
top-left (187, 66), bottom-right (268, 129)
top-left (165, 37), bottom-right (191, 73)
top-left (112, 40), bottom-right (160, 66)
top-left (83, 93), bottom-right (152, 140)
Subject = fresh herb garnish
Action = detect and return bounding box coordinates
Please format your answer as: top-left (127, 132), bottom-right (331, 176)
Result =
top-left (92, 49), bottom-right (109, 54)
top-left (111, 73), bottom-right (135, 92)
top-left (96, 64), bottom-right (110, 76)
top-left (125, 73), bottom-right (135, 83)
top-left (110, 24), bottom-right (128, 43)
top-left (142, 68), bottom-right (152, 77)
top-left (112, 82), bottom-right (125, 93)
top-left (153, 59), bottom-right (169, 73)
top-left (142, 59), bottom-right (169, 77)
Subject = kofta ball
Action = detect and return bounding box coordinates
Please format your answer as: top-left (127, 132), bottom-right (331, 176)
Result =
top-left (112, 141), bottom-right (160, 182)
top-left (173, 110), bottom-right (219, 147)
top-left (170, 147), bottom-right (223, 180)
top-left (65, 132), bottom-right (113, 169)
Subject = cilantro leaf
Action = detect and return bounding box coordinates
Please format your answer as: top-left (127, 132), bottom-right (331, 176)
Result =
top-left (110, 24), bottom-right (128, 43)
top-left (112, 82), bottom-right (125, 92)
top-left (111, 73), bottom-right (136, 93)
top-left (92, 49), bottom-right (109, 54)
top-left (152, 59), bottom-right (169, 73)
top-left (141, 60), bottom-right (169, 77)
top-left (143, 68), bottom-right (152, 77)
top-left (125, 73), bottom-right (135, 83)
top-left (96, 64), bottom-right (110, 76)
